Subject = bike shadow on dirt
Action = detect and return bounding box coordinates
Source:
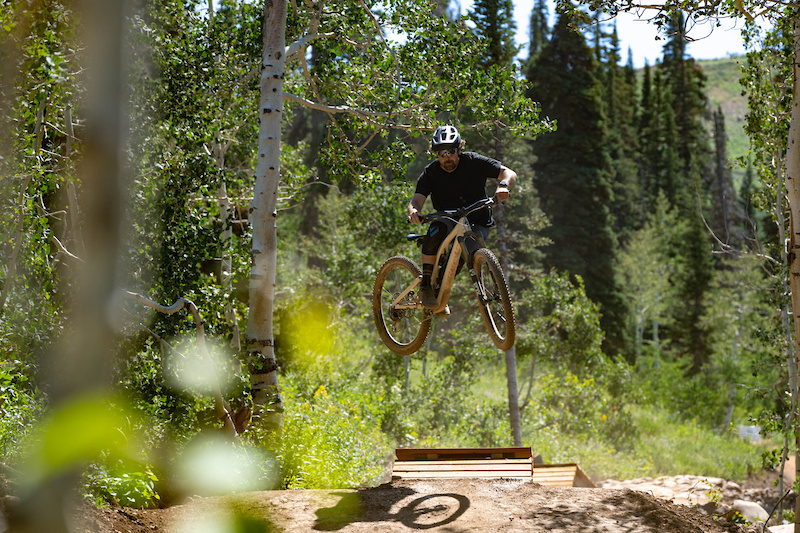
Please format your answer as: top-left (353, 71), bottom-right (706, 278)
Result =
top-left (313, 484), bottom-right (470, 531)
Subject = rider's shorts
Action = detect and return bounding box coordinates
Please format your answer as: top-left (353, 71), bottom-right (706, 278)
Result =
top-left (422, 219), bottom-right (489, 257)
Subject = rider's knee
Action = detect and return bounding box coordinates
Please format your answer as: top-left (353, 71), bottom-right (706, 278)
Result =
top-left (422, 221), bottom-right (447, 256)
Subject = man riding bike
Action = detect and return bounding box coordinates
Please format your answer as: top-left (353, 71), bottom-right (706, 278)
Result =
top-left (407, 125), bottom-right (518, 308)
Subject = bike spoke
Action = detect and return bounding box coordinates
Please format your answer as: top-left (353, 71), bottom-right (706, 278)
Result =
top-left (375, 260), bottom-right (429, 348)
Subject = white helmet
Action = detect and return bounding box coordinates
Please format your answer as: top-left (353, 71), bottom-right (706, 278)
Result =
top-left (431, 125), bottom-right (461, 150)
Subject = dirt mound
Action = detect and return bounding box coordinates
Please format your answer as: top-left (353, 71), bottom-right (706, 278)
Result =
top-left (79, 478), bottom-right (759, 532)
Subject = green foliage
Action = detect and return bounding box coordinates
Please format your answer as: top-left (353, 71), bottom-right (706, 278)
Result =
top-left (450, 399), bottom-right (512, 448)
top-left (740, 15), bottom-right (792, 220)
top-left (84, 460), bottom-right (160, 508)
top-left (0, 358), bottom-right (42, 459)
top-left (516, 270), bottom-right (605, 373)
top-left (24, 393), bottom-right (147, 478)
top-left (528, 405), bottom-right (764, 483)
top-left (703, 58), bottom-right (750, 166)
top-left (272, 383), bottom-right (390, 490)
top-left (617, 194), bottom-right (680, 360)
top-left (1, 0), bottom-right (793, 518)
top-left (630, 407), bottom-right (763, 481)
top-left (370, 329), bottom-right (496, 446)
top-left (309, 183), bottom-right (415, 301)
top-left (526, 12), bottom-right (629, 357)
top-left (289, 0), bottom-right (549, 183)
top-left (469, 0), bottom-right (518, 67)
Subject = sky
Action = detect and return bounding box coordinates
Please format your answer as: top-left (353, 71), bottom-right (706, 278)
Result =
top-left (460, 0), bottom-right (759, 69)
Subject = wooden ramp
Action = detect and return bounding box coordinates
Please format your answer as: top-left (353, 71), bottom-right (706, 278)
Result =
top-left (533, 462), bottom-right (596, 488)
top-left (391, 447), bottom-right (595, 487)
top-left (393, 447), bottom-right (533, 480)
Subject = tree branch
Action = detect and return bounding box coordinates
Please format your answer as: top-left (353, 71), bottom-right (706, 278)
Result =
top-left (50, 234), bottom-right (85, 262)
top-left (122, 290), bottom-right (239, 437)
top-left (733, 0), bottom-right (756, 22)
top-left (286, 32), bottom-right (338, 61)
top-left (355, 0), bottom-right (401, 115)
top-left (284, 91), bottom-right (393, 118)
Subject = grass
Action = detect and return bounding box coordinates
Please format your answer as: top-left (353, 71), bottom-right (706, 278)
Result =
top-left (466, 357), bottom-right (768, 485)
top-left (628, 406), bottom-right (766, 481)
top-left (525, 404), bottom-right (767, 484)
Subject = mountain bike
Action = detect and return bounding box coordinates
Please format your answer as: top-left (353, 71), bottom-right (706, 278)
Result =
top-left (372, 197), bottom-right (516, 355)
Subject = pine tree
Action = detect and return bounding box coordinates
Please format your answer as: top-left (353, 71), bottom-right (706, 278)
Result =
top-left (469, 0), bottom-right (518, 67)
top-left (526, 13), bottom-right (629, 357)
top-left (710, 107), bottom-right (741, 248)
top-left (638, 65), bottom-right (680, 209)
top-left (661, 12), bottom-right (711, 179)
top-left (658, 12), bottom-right (715, 374)
top-left (527, 0), bottom-right (550, 62)
top-left (602, 24), bottom-right (641, 242)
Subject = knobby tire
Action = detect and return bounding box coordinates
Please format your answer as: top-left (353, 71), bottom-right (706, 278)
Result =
top-left (473, 248), bottom-right (516, 350)
top-left (373, 255), bottom-right (432, 355)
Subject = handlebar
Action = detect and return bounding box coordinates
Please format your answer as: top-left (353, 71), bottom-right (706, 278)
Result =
top-left (419, 197), bottom-right (496, 224)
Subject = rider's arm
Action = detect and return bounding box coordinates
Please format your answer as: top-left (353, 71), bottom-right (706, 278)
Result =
top-left (407, 193), bottom-right (427, 224)
top-left (495, 166), bottom-right (517, 202)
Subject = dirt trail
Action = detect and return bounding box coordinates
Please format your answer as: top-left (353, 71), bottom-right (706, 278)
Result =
top-left (81, 478), bottom-right (760, 533)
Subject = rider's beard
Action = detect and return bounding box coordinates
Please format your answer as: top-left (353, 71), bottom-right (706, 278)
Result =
top-left (440, 158), bottom-right (459, 173)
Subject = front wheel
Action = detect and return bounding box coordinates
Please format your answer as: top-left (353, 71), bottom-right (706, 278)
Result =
top-left (373, 256), bottom-right (432, 355)
top-left (473, 248), bottom-right (516, 350)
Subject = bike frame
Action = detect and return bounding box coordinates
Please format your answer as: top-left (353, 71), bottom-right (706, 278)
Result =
top-left (392, 199), bottom-right (493, 314)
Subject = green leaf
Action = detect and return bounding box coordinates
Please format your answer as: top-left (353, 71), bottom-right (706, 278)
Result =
top-left (28, 393), bottom-right (143, 481)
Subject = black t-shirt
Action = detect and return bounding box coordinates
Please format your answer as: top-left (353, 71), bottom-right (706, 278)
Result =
top-left (414, 152), bottom-right (502, 226)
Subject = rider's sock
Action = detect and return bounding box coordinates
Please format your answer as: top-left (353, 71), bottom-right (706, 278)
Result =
top-left (422, 263), bottom-right (433, 286)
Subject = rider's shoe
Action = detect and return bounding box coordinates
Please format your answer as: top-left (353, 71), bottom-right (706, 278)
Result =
top-left (435, 305), bottom-right (450, 317)
top-left (419, 284), bottom-right (438, 308)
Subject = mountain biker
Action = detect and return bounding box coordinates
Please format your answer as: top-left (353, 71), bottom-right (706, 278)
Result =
top-left (407, 125), bottom-right (517, 308)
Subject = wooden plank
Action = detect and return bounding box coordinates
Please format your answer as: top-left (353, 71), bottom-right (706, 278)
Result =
top-left (394, 464), bottom-right (531, 473)
top-left (533, 464), bottom-right (578, 473)
top-left (532, 472), bottom-right (577, 477)
top-left (392, 457), bottom-right (533, 480)
top-left (393, 470), bottom-right (532, 479)
top-left (393, 468), bottom-right (532, 474)
top-left (533, 480), bottom-right (574, 486)
top-left (395, 447), bottom-right (532, 461)
top-left (532, 463), bottom-right (596, 488)
top-left (394, 459), bottom-right (532, 467)
top-left (572, 465), bottom-right (596, 488)
top-left (391, 449), bottom-right (596, 487)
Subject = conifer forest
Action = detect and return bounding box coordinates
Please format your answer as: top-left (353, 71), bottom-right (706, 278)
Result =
top-left (1, 0), bottom-right (799, 521)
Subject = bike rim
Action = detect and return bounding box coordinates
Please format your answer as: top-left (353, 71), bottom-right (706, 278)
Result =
top-left (380, 265), bottom-right (427, 346)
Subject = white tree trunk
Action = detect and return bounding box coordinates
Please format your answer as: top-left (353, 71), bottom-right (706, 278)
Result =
top-left (504, 345), bottom-right (522, 446)
top-left (494, 202), bottom-right (522, 446)
top-left (787, 15), bottom-right (800, 533)
top-left (492, 131), bottom-right (522, 447)
top-left (247, 0), bottom-right (287, 420)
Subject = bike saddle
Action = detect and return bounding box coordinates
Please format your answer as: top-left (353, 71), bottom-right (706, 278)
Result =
top-left (406, 233), bottom-right (426, 241)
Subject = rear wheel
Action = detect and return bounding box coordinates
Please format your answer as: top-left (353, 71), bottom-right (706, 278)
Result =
top-left (473, 248), bottom-right (515, 350)
top-left (373, 256), bottom-right (432, 355)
